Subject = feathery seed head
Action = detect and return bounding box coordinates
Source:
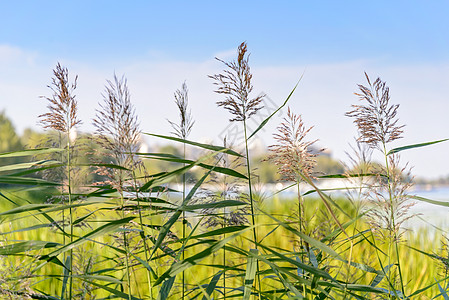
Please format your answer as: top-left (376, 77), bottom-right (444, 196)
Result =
top-left (39, 63), bottom-right (80, 133)
top-left (268, 107), bottom-right (319, 181)
top-left (346, 72), bottom-right (404, 150)
top-left (92, 74), bottom-right (142, 187)
top-left (209, 42), bottom-right (264, 122)
top-left (365, 154), bottom-right (415, 242)
top-left (168, 81), bottom-right (194, 139)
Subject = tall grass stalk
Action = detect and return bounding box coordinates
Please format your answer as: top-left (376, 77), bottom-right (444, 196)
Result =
top-left (93, 74), bottom-right (143, 300)
top-left (210, 42), bottom-right (265, 297)
top-left (347, 72), bottom-right (408, 297)
top-left (39, 63), bottom-right (80, 299)
top-left (268, 107), bottom-right (319, 297)
top-left (169, 81), bottom-right (194, 299)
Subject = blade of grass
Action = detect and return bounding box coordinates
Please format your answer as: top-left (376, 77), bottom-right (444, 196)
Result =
top-left (0, 241), bottom-right (61, 255)
top-left (248, 75), bottom-right (303, 140)
top-left (201, 271), bottom-right (222, 300)
top-left (143, 133), bottom-right (242, 157)
top-left (243, 249), bottom-right (258, 300)
top-left (387, 138), bottom-right (449, 155)
top-left (412, 195), bottom-right (449, 207)
top-left (0, 176), bottom-right (61, 186)
top-left (139, 153), bottom-right (247, 179)
top-left (0, 160), bottom-right (60, 173)
top-left (0, 148), bottom-right (63, 158)
top-left (88, 281), bottom-right (142, 300)
top-left (154, 226), bottom-right (254, 285)
top-left (151, 170), bottom-right (211, 257)
top-left (37, 217), bottom-right (135, 265)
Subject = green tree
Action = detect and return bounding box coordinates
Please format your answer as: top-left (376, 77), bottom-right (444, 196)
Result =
top-left (0, 110), bottom-right (22, 153)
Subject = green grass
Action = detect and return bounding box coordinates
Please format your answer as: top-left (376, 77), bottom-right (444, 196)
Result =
top-left (1, 49), bottom-right (449, 300)
top-left (0, 193), bottom-right (446, 299)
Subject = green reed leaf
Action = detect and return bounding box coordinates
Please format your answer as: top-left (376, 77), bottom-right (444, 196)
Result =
top-left (154, 226), bottom-right (253, 285)
top-left (61, 256), bottom-right (70, 299)
top-left (143, 133), bottom-right (242, 156)
top-left (181, 200), bottom-right (246, 211)
top-left (0, 224), bottom-right (53, 235)
top-left (0, 148), bottom-right (63, 158)
top-left (437, 280), bottom-right (449, 300)
top-left (387, 138), bottom-right (449, 155)
top-left (159, 276), bottom-right (176, 300)
top-left (412, 195), bottom-right (449, 207)
top-left (75, 274), bottom-right (122, 284)
top-left (318, 173), bottom-right (385, 179)
top-left (371, 264), bottom-right (393, 287)
top-left (39, 217), bottom-right (134, 260)
top-left (201, 271), bottom-right (222, 300)
top-left (243, 249), bottom-right (258, 300)
top-left (77, 163), bottom-right (130, 171)
top-left (189, 225), bottom-right (248, 240)
top-left (0, 176), bottom-right (60, 186)
top-left (0, 191), bottom-right (18, 206)
top-left (0, 199), bottom-right (107, 217)
top-left (139, 161), bottom-right (201, 192)
top-left (0, 241), bottom-right (61, 255)
top-left (0, 160), bottom-right (60, 173)
top-left (140, 153), bottom-right (247, 179)
top-left (88, 281), bottom-right (142, 300)
top-left (151, 170), bottom-right (211, 257)
top-left (248, 75), bottom-right (302, 140)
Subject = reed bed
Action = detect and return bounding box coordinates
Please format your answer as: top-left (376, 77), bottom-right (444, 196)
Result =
top-left (0, 42), bottom-right (448, 299)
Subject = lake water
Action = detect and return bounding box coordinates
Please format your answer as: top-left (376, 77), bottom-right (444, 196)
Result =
top-left (267, 182), bottom-right (449, 231)
top-left (179, 182), bottom-right (449, 231)
top-left (407, 186), bottom-right (449, 231)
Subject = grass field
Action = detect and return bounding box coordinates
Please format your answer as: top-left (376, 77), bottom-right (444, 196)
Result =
top-left (1, 44), bottom-right (449, 299)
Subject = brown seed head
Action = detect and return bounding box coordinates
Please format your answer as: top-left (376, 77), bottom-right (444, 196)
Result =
top-left (268, 107), bottom-right (319, 181)
top-left (92, 74), bottom-right (141, 187)
top-left (346, 72), bottom-right (404, 150)
top-left (39, 63), bottom-right (80, 133)
top-left (168, 81), bottom-right (194, 139)
top-left (209, 42), bottom-right (264, 122)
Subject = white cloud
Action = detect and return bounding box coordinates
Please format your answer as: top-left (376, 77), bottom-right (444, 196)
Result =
top-left (0, 44), bottom-right (38, 66)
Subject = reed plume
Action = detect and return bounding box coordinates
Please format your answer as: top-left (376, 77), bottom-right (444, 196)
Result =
top-left (366, 156), bottom-right (415, 242)
top-left (347, 72), bottom-right (411, 297)
top-left (93, 74), bottom-right (142, 189)
top-left (267, 107), bottom-right (319, 296)
top-left (168, 81), bottom-right (195, 299)
top-left (209, 42), bottom-right (264, 123)
top-left (210, 41), bottom-right (264, 297)
top-left (92, 74), bottom-right (142, 300)
top-left (168, 81), bottom-right (194, 140)
top-left (267, 107), bottom-right (318, 182)
top-left (39, 63), bottom-right (81, 133)
top-left (39, 63), bottom-right (80, 300)
top-left (346, 72), bottom-right (404, 150)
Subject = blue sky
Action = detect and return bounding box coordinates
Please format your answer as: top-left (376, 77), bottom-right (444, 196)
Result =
top-left (1, 1), bottom-right (448, 178)
top-left (2, 1), bottom-right (448, 64)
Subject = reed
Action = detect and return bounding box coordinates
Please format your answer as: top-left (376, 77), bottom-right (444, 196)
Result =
top-left (0, 50), bottom-right (448, 300)
top-left (210, 42), bottom-right (265, 297)
top-left (39, 63), bottom-right (80, 300)
top-left (168, 81), bottom-right (194, 299)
